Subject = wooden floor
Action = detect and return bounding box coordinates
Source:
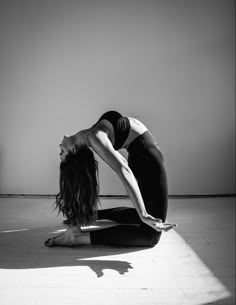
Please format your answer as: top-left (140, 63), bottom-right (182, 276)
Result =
top-left (0, 197), bottom-right (235, 305)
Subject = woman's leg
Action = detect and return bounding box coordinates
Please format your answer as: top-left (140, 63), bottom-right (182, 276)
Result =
top-left (45, 132), bottom-right (168, 248)
top-left (89, 132), bottom-right (168, 247)
top-left (129, 146), bottom-right (168, 222)
top-left (45, 207), bottom-right (150, 247)
top-left (63, 207), bottom-right (140, 225)
top-left (97, 207), bottom-right (141, 224)
top-left (90, 223), bottom-right (160, 247)
top-left (45, 223), bottom-right (160, 248)
top-left (45, 194), bottom-right (165, 248)
top-left (45, 226), bottom-right (91, 247)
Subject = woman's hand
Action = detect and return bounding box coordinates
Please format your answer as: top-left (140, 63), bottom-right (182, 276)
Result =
top-left (141, 214), bottom-right (177, 232)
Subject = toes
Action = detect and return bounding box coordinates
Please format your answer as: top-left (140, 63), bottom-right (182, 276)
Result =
top-left (44, 238), bottom-right (54, 247)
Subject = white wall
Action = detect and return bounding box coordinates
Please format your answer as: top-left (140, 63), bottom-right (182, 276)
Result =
top-left (0, 0), bottom-right (235, 195)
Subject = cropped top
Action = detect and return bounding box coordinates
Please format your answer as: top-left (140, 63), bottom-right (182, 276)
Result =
top-left (97, 111), bottom-right (130, 150)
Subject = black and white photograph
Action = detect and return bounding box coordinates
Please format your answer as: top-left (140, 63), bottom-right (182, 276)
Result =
top-left (0, 0), bottom-right (235, 304)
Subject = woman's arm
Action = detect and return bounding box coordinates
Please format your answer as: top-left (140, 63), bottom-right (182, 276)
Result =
top-left (88, 129), bottom-right (176, 232)
top-left (89, 129), bottom-right (148, 219)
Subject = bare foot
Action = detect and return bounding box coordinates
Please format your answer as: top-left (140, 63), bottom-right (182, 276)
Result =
top-left (45, 226), bottom-right (90, 247)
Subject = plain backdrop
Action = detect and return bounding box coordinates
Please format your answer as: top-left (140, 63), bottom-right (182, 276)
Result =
top-left (0, 0), bottom-right (235, 195)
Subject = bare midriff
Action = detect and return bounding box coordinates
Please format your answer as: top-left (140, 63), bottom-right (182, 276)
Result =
top-left (122, 117), bottom-right (148, 149)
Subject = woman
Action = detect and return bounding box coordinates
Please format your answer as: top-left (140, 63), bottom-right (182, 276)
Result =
top-left (45, 111), bottom-right (176, 247)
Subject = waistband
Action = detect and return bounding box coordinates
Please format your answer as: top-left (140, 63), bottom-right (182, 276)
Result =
top-left (127, 130), bottom-right (159, 151)
top-left (127, 131), bottom-right (164, 162)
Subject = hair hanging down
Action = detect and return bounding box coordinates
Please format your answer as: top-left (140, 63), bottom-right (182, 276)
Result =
top-left (55, 145), bottom-right (100, 226)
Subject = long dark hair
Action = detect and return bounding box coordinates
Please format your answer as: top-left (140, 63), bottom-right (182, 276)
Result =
top-left (55, 145), bottom-right (100, 226)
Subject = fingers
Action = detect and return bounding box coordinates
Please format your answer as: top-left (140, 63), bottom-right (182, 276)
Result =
top-left (153, 222), bottom-right (177, 232)
top-left (164, 223), bottom-right (177, 229)
top-left (163, 224), bottom-right (176, 232)
top-left (143, 215), bottom-right (177, 232)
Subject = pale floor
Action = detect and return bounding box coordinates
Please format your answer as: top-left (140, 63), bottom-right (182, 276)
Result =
top-left (0, 197), bottom-right (235, 305)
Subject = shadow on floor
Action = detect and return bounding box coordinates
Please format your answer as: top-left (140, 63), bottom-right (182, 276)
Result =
top-left (0, 225), bottom-right (144, 277)
top-left (73, 259), bottom-right (133, 277)
top-left (0, 198), bottom-right (235, 304)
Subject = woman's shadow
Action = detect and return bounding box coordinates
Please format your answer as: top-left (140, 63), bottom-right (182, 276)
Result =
top-left (0, 225), bottom-right (145, 277)
top-left (75, 259), bottom-right (133, 277)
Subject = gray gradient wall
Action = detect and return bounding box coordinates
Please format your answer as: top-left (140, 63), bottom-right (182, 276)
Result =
top-left (0, 0), bottom-right (235, 195)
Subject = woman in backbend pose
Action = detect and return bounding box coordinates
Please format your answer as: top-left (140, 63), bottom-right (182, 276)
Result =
top-left (45, 111), bottom-right (176, 247)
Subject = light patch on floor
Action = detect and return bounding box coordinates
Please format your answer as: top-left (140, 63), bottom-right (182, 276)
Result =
top-left (0, 197), bottom-right (235, 305)
top-left (0, 229), bottom-right (29, 233)
top-left (0, 230), bottom-right (232, 305)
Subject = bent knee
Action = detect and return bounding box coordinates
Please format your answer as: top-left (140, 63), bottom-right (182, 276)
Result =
top-left (145, 231), bottom-right (162, 247)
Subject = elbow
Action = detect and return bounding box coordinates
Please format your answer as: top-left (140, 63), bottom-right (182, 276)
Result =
top-left (117, 165), bottom-right (133, 179)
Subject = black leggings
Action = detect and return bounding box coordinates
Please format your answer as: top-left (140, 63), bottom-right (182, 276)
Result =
top-left (90, 131), bottom-right (168, 247)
